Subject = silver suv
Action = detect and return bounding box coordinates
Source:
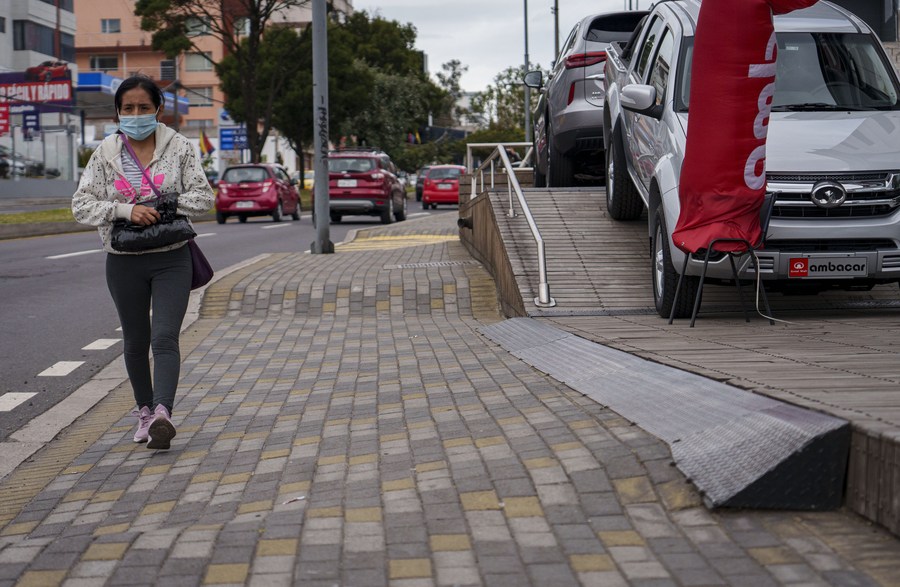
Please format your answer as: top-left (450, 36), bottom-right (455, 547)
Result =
top-left (523, 10), bottom-right (647, 187)
top-left (604, 1), bottom-right (900, 317)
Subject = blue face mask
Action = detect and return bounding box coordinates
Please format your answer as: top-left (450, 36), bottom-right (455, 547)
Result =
top-left (118, 110), bottom-right (159, 141)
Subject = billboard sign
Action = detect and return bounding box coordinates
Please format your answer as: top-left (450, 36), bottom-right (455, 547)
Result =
top-left (0, 103), bottom-right (9, 136)
top-left (0, 65), bottom-right (75, 115)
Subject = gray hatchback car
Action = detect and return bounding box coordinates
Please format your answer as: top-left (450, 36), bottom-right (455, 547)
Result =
top-left (524, 10), bottom-right (647, 187)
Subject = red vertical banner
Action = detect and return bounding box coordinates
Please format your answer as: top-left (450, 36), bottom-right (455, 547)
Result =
top-left (672, 0), bottom-right (818, 254)
top-left (0, 102), bottom-right (9, 136)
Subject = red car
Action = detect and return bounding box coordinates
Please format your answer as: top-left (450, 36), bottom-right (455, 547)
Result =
top-left (24, 61), bottom-right (71, 82)
top-left (421, 165), bottom-right (466, 209)
top-left (327, 149), bottom-right (407, 224)
top-left (215, 164), bottom-right (301, 223)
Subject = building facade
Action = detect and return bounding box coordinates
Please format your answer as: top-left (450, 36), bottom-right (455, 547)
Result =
top-left (73, 0), bottom-right (353, 175)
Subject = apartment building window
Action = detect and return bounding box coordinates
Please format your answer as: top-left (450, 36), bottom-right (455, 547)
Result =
top-left (185, 52), bottom-right (213, 71)
top-left (13, 21), bottom-right (55, 55)
top-left (90, 55), bottom-right (118, 72)
top-left (187, 87), bottom-right (213, 107)
top-left (101, 19), bottom-right (121, 34)
top-left (60, 32), bottom-right (74, 61)
top-left (185, 17), bottom-right (210, 36)
top-left (39, 0), bottom-right (73, 11)
top-left (160, 59), bottom-right (176, 81)
top-left (234, 17), bottom-right (250, 36)
top-left (0, 17), bottom-right (6, 34)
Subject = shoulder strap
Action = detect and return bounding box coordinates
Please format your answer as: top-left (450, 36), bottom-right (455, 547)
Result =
top-left (121, 134), bottom-right (163, 202)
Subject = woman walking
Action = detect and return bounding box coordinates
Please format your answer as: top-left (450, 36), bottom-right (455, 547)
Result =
top-left (72, 75), bottom-right (214, 450)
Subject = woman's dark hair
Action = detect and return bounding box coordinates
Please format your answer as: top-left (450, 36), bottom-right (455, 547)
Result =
top-left (114, 75), bottom-right (164, 115)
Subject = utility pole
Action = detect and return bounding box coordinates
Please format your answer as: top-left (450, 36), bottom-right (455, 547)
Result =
top-left (552, 0), bottom-right (559, 58)
top-left (523, 0), bottom-right (532, 143)
top-left (311, 0), bottom-right (334, 254)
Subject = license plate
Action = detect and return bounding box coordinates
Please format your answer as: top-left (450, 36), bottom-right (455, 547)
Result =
top-left (789, 256), bottom-right (867, 278)
top-left (437, 184), bottom-right (453, 190)
top-left (235, 201), bottom-right (255, 209)
top-left (337, 179), bottom-right (357, 188)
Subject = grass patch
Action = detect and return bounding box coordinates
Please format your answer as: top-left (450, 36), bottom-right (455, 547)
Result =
top-left (0, 208), bottom-right (75, 224)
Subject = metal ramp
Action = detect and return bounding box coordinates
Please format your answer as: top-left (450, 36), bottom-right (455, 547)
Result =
top-left (480, 318), bottom-right (850, 509)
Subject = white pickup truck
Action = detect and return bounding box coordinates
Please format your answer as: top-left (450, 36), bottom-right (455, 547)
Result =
top-left (603, 0), bottom-right (900, 318)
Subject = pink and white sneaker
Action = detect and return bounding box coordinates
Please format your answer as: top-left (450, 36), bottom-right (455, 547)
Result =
top-left (146, 405), bottom-right (176, 450)
top-left (132, 406), bottom-right (153, 443)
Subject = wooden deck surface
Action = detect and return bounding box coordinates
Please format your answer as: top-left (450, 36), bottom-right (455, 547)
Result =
top-left (480, 186), bottom-right (900, 535)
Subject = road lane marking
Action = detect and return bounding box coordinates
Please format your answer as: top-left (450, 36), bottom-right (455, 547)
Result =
top-left (82, 338), bottom-right (121, 350)
top-left (46, 250), bottom-right (103, 260)
top-left (261, 223), bottom-right (292, 230)
top-left (38, 361), bottom-right (84, 377)
top-left (0, 393), bottom-right (37, 411)
top-left (196, 233), bottom-right (215, 238)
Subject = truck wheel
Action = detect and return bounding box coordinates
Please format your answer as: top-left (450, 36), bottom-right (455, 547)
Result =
top-left (606, 130), bottom-right (644, 220)
top-left (652, 208), bottom-right (698, 319)
top-left (380, 198), bottom-right (394, 224)
top-left (547, 124), bottom-right (574, 187)
top-left (533, 139), bottom-right (547, 187)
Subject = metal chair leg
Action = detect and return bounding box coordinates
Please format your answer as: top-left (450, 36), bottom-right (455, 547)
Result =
top-left (689, 248), bottom-right (713, 328)
top-left (728, 253), bottom-right (751, 323)
top-left (668, 252), bottom-right (691, 325)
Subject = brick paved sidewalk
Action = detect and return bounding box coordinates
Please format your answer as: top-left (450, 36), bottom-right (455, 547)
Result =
top-left (0, 214), bottom-right (898, 587)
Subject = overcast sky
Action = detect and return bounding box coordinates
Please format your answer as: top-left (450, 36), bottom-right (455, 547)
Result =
top-left (352, 0), bottom-right (639, 93)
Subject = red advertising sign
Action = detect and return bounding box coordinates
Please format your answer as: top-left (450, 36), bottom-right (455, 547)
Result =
top-left (672, 0), bottom-right (818, 254)
top-left (0, 103), bottom-right (9, 136)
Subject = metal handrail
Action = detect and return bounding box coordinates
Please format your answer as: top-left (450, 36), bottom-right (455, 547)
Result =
top-left (465, 142), bottom-right (556, 308)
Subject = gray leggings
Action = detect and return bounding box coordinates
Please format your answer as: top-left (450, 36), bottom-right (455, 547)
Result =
top-left (106, 245), bottom-right (191, 414)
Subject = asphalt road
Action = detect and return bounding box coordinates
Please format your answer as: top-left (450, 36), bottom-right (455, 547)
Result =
top-left (0, 206), bottom-right (447, 440)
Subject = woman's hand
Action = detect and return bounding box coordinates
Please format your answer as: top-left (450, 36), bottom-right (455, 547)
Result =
top-left (130, 204), bottom-right (161, 226)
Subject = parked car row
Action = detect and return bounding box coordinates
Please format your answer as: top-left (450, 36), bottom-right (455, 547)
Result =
top-left (524, 10), bottom-right (648, 188)
top-left (212, 151), bottom-right (464, 227)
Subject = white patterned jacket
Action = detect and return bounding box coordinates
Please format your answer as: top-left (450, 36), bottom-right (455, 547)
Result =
top-left (72, 123), bottom-right (214, 254)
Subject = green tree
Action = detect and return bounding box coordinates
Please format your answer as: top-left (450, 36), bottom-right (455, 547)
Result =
top-left (133, 0), bottom-right (311, 162)
top-left (267, 11), bottom-right (447, 170)
top-left (435, 59), bottom-right (468, 128)
top-left (470, 64), bottom-right (547, 133)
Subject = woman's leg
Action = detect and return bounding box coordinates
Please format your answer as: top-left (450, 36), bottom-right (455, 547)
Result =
top-left (106, 253), bottom-right (153, 409)
top-left (148, 245), bottom-right (192, 414)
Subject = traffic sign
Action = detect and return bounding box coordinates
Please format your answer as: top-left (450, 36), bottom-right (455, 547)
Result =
top-left (219, 125), bottom-right (247, 151)
top-left (23, 112), bottom-right (40, 141)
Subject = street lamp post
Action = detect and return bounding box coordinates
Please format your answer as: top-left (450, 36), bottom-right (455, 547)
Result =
top-left (524, 0), bottom-right (532, 143)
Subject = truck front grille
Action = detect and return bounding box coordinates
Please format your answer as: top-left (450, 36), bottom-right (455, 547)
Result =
top-left (767, 172), bottom-right (900, 219)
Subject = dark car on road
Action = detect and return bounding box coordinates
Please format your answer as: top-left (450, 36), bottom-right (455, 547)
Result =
top-left (327, 148), bottom-right (407, 224)
top-left (215, 164), bottom-right (300, 223)
top-left (414, 165), bottom-right (432, 201)
top-left (524, 10), bottom-right (647, 187)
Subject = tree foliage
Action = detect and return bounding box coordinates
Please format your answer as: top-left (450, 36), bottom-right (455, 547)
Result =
top-left (470, 64), bottom-right (547, 132)
top-left (133, 0), bottom-right (310, 162)
top-left (265, 11), bottom-right (447, 172)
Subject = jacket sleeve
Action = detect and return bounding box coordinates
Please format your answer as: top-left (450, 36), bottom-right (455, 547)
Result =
top-left (176, 140), bottom-right (215, 217)
top-left (71, 149), bottom-right (126, 226)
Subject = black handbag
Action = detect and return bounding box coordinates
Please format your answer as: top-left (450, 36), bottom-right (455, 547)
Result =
top-left (110, 136), bottom-right (196, 252)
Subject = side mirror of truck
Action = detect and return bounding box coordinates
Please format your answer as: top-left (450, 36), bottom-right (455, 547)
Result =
top-left (621, 84), bottom-right (663, 119)
top-left (523, 70), bottom-right (543, 89)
